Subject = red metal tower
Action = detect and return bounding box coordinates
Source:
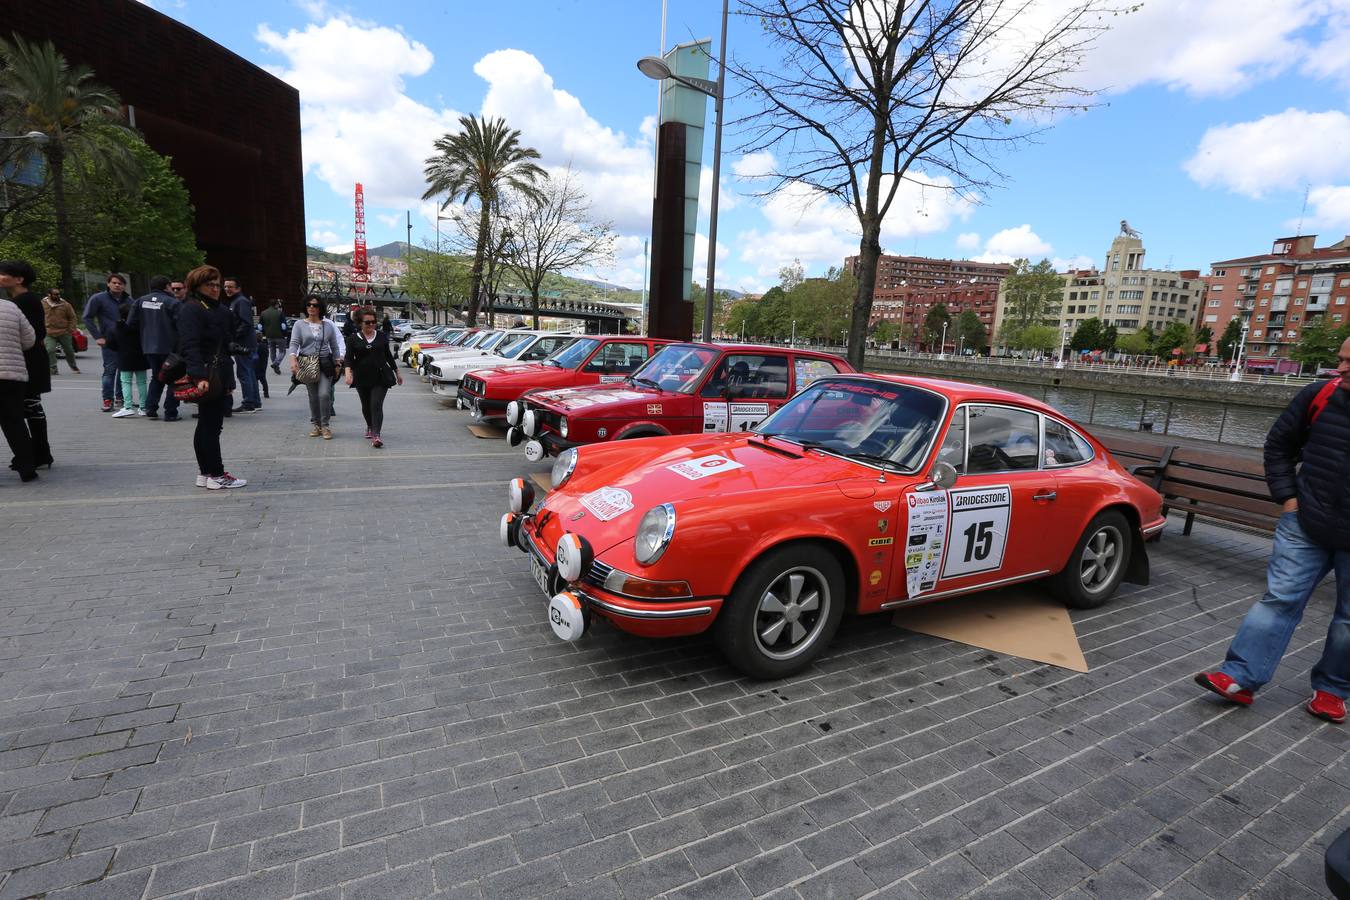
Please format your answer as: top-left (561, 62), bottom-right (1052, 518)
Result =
top-left (351, 182), bottom-right (370, 295)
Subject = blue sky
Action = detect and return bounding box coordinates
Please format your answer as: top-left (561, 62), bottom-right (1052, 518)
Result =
top-left (144, 0), bottom-right (1350, 292)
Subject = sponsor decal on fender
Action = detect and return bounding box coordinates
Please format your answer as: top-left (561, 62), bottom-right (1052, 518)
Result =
top-left (873, 500), bottom-right (892, 513)
top-left (647, 404), bottom-right (663, 415)
top-left (868, 570), bottom-right (883, 586)
top-left (868, 537), bottom-right (895, 547)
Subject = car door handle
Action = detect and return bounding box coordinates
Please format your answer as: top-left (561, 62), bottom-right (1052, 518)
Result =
top-left (1033, 491), bottom-right (1057, 502)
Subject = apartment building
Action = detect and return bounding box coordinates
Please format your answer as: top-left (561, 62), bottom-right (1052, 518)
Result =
top-left (1204, 234), bottom-right (1350, 360)
top-left (1056, 233), bottom-right (1204, 335)
top-left (869, 281), bottom-right (1001, 350)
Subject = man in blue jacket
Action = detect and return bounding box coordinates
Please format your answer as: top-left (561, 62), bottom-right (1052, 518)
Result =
top-left (128, 275), bottom-right (182, 422)
top-left (1197, 337), bottom-right (1350, 724)
top-left (82, 273), bottom-right (129, 411)
top-left (224, 277), bottom-right (260, 412)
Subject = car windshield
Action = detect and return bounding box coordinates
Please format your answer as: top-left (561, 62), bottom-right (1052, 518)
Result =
top-left (464, 331), bottom-right (495, 349)
top-left (497, 333), bottom-right (536, 358)
top-left (546, 337), bottom-right (599, 368)
top-left (441, 330), bottom-right (472, 346)
top-left (757, 379), bottom-right (947, 473)
top-left (632, 344), bottom-right (718, 392)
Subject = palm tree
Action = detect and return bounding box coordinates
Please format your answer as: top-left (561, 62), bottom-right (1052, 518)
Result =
top-left (0, 35), bottom-right (134, 299)
top-left (422, 116), bottom-right (546, 325)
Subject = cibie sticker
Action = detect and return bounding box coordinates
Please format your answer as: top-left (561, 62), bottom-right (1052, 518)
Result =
top-left (579, 486), bottom-right (634, 521)
top-left (667, 454), bottom-right (745, 480)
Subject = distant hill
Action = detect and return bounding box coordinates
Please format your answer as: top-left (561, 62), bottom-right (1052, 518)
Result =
top-left (306, 246), bottom-right (348, 265)
top-left (368, 241), bottom-right (409, 259)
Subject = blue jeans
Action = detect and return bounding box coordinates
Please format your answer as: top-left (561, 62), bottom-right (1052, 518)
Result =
top-left (143, 354), bottom-right (180, 417)
top-left (234, 353), bottom-right (259, 407)
top-left (1221, 511), bottom-right (1350, 698)
top-left (100, 347), bottom-right (122, 403)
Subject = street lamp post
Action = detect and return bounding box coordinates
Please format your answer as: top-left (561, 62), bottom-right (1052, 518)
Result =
top-left (1230, 318), bottom-right (1250, 382)
top-left (1056, 322), bottom-right (1070, 369)
top-left (790, 319), bottom-right (796, 347)
top-left (939, 321), bottom-right (949, 359)
top-left (637, 0), bottom-right (728, 343)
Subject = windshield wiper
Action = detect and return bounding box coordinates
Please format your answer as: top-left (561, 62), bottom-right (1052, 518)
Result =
top-left (631, 376), bottom-right (661, 390)
top-left (842, 450), bottom-right (902, 470)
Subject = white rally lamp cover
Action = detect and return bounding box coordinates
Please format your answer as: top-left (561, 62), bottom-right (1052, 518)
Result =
top-left (508, 477), bottom-right (535, 513)
top-left (499, 512), bottom-right (516, 548)
top-left (506, 426), bottom-right (524, 447)
top-left (554, 532), bottom-right (594, 583)
top-left (548, 591), bottom-right (588, 641)
top-left (522, 409), bottom-right (538, 437)
top-left (505, 401), bottom-right (522, 426)
top-left (524, 439), bottom-right (545, 463)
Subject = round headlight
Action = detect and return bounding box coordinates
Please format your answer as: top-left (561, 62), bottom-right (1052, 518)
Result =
top-left (635, 504), bottom-right (676, 565)
top-left (551, 448), bottom-right (579, 489)
top-left (508, 477), bottom-right (535, 514)
top-left (506, 401), bottom-right (522, 426)
top-left (555, 532), bottom-right (594, 583)
top-left (522, 408), bottom-right (538, 437)
top-left (559, 417), bottom-right (569, 439)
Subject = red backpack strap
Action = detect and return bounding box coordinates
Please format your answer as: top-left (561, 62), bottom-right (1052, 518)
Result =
top-left (1308, 378), bottom-right (1340, 427)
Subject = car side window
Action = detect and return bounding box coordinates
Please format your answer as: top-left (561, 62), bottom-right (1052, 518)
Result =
top-left (584, 342), bottom-right (645, 373)
top-left (793, 358), bottom-right (842, 390)
top-left (1043, 418), bottom-right (1094, 468)
top-left (700, 354), bottom-right (790, 399)
top-left (938, 407), bottom-right (967, 473)
top-left (966, 406), bottom-right (1041, 474)
top-left (521, 336), bottom-right (571, 361)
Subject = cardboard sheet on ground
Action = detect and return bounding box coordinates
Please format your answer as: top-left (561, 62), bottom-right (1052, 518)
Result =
top-left (467, 424), bottom-right (505, 439)
top-left (528, 473), bottom-right (551, 492)
top-left (891, 587), bottom-right (1088, 672)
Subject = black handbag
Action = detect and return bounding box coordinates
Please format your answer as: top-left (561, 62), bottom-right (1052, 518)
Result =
top-left (158, 352), bottom-right (187, 384)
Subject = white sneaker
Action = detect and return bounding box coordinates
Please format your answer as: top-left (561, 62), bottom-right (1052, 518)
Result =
top-left (111, 408), bottom-right (136, 418)
top-left (206, 473), bottom-right (247, 490)
top-left (136, 408), bottom-right (147, 417)
top-left (195, 475), bottom-right (208, 488)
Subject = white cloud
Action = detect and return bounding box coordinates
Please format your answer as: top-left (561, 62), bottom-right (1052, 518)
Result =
top-left (309, 228), bottom-right (342, 246)
top-left (376, 213), bottom-right (402, 229)
top-left (973, 225), bottom-right (1054, 263)
top-left (256, 17), bottom-right (464, 211)
top-left (1302, 184), bottom-right (1350, 229)
top-left (956, 232), bottom-right (981, 250)
top-left (1183, 109), bottom-right (1350, 198)
top-left (1052, 254), bottom-right (1096, 271)
top-left (474, 49), bottom-right (654, 234)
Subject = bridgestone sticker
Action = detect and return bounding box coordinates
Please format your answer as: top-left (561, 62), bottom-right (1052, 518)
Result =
top-left (579, 486), bottom-right (634, 521)
top-left (905, 491), bottom-right (949, 597)
top-left (941, 484), bottom-right (1012, 580)
top-left (667, 455), bottom-right (745, 480)
top-left (729, 403), bottom-right (770, 433)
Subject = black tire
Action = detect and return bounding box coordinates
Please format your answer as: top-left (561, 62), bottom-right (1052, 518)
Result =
top-left (714, 544), bottom-right (845, 679)
top-left (1051, 509), bottom-right (1132, 609)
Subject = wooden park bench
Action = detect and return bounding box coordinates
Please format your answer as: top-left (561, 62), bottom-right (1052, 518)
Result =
top-left (1102, 437), bottom-right (1282, 536)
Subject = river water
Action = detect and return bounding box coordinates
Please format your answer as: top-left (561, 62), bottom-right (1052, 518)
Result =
top-left (971, 379), bottom-right (1278, 448)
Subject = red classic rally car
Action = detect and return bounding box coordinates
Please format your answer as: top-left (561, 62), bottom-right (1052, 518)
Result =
top-left (505, 342), bottom-right (854, 461)
top-left (457, 335), bottom-right (673, 425)
top-left (501, 373), bottom-right (1166, 678)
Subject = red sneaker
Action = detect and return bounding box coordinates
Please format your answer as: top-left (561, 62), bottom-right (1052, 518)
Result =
top-left (1307, 690), bottom-right (1346, 724)
top-left (1195, 671), bottom-right (1254, 706)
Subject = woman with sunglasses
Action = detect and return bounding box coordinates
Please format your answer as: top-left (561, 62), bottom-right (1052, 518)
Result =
top-left (288, 295), bottom-right (341, 439)
top-left (343, 306), bottom-right (402, 447)
top-left (178, 266), bottom-right (245, 489)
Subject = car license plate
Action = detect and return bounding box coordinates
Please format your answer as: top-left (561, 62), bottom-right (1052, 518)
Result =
top-left (530, 555), bottom-right (551, 597)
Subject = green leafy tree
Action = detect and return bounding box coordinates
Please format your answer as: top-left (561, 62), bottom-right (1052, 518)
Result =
top-left (1216, 317), bottom-right (1242, 362)
top-left (1290, 319), bottom-right (1350, 370)
top-left (872, 320), bottom-right (897, 345)
top-left (1154, 321), bottom-right (1194, 360)
top-left (1000, 258), bottom-right (1064, 348)
top-left (1070, 317), bottom-right (1105, 351)
top-left (1116, 328), bottom-right (1152, 356)
top-left (423, 115), bottom-right (546, 325)
top-left (1103, 324), bottom-right (1118, 351)
top-left (67, 126), bottom-right (200, 277)
top-left (1017, 324), bottom-right (1059, 353)
top-left (778, 259), bottom-right (804, 292)
top-left (923, 302), bottom-right (951, 350)
top-left (0, 35), bottom-right (137, 299)
top-left (402, 239), bottom-right (470, 323)
top-left (954, 309), bottom-right (986, 352)
top-left (1195, 324), bottom-right (1213, 346)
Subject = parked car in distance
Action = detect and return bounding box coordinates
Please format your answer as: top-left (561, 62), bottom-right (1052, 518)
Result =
top-left (428, 332), bottom-right (579, 396)
top-left (506, 342), bottom-right (854, 461)
top-left (457, 335), bottom-right (674, 425)
top-left (502, 373), bottom-right (1166, 678)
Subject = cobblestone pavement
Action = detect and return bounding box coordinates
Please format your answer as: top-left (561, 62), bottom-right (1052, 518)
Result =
top-left (1, 365), bottom-right (1347, 900)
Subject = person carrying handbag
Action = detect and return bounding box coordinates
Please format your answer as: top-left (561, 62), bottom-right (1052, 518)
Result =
top-left (343, 305), bottom-right (402, 448)
top-left (287, 296), bottom-right (341, 439)
top-left (177, 266), bottom-right (245, 490)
